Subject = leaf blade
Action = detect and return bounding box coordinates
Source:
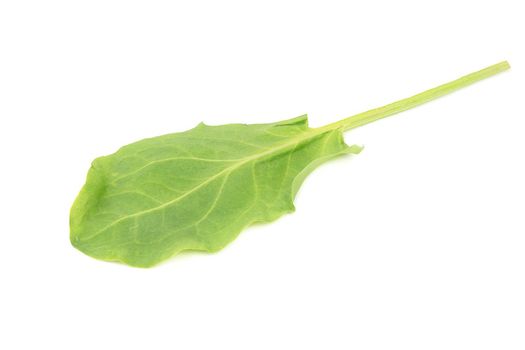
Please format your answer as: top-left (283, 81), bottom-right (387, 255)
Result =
top-left (70, 116), bottom-right (358, 267)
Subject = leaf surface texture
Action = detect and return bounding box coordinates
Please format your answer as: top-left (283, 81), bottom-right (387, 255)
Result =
top-left (70, 116), bottom-right (360, 267)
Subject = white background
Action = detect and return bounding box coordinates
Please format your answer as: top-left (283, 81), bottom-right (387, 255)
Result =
top-left (1, 1), bottom-right (523, 349)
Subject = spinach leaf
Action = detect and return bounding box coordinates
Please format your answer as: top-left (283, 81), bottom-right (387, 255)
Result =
top-left (70, 61), bottom-right (509, 267)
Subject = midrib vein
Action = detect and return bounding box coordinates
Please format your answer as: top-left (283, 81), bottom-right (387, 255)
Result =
top-left (83, 128), bottom-right (331, 240)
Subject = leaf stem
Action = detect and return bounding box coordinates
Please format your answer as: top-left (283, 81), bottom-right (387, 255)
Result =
top-left (321, 61), bottom-right (510, 132)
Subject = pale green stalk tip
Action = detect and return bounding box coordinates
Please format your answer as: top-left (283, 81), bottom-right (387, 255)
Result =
top-left (322, 61), bottom-right (511, 132)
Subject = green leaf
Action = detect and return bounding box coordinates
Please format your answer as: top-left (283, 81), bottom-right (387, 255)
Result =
top-left (70, 61), bottom-right (510, 267)
top-left (71, 116), bottom-right (360, 267)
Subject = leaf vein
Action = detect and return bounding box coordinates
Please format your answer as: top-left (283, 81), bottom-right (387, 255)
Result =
top-left (83, 129), bottom-right (330, 240)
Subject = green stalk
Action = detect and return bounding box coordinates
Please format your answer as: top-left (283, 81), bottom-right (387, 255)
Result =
top-left (321, 61), bottom-right (510, 132)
